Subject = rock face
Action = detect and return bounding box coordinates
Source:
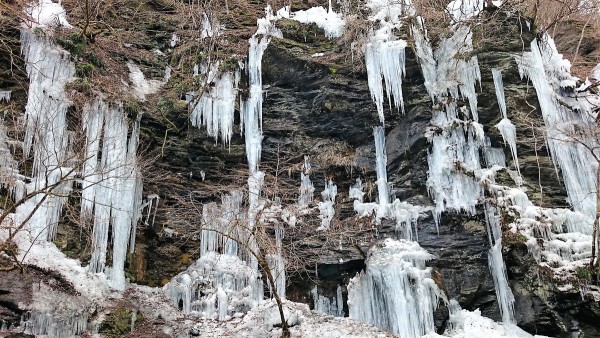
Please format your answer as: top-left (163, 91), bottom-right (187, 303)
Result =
top-left (1, 1), bottom-right (600, 337)
top-left (102, 7), bottom-right (599, 337)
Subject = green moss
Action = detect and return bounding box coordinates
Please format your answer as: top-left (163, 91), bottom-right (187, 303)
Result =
top-left (124, 101), bottom-right (142, 118)
top-left (75, 63), bottom-right (94, 78)
top-left (328, 67), bottom-right (337, 75)
top-left (221, 58), bottom-right (239, 72)
top-left (157, 96), bottom-right (187, 116)
top-left (56, 33), bottom-right (86, 56)
top-left (576, 266), bottom-right (592, 280)
top-left (504, 231), bottom-right (528, 247)
top-left (65, 78), bottom-right (92, 94)
top-left (99, 306), bottom-right (144, 337)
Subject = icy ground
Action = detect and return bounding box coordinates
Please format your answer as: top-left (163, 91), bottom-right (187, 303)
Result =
top-left (122, 286), bottom-right (396, 338)
top-left (123, 284), bottom-right (548, 338)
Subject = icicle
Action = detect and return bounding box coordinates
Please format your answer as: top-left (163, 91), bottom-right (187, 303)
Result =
top-left (0, 90), bottom-right (11, 102)
top-left (18, 28), bottom-right (75, 242)
top-left (85, 101), bottom-right (143, 292)
top-left (318, 180), bottom-right (337, 230)
top-left (268, 224), bottom-right (286, 299)
top-left (484, 204), bottom-right (516, 324)
top-left (484, 137), bottom-right (506, 168)
top-left (189, 70), bottom-right (239, 147)
top-left (492, 69), bottom-right (508, 119)
top-left (354, 128), bottom-right (427, 238)
top-left (298, 156), bottom-right (315, 208)
top-left (492, 69), bottom-right (520, 176)
top-left (348, 239), bottom-right (441, 337)
top-left (496, 118), bottom-right (521, 177)
top-left (374, 126), bottom-right (390, 205)
top-left (311, 285), bottom-right (344, 317)
top-left (366, 40), bottom-right (406, 123)
top-left (514, 34), bottom-right (598, 221)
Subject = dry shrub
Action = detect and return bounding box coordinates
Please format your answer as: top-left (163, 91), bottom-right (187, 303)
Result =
top-left (338, 14), bottom-right (372, 72)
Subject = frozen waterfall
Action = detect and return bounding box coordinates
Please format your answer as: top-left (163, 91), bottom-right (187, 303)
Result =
top-left (484, 204), bottom-right (516, 324)
top-left (348, 239), bottom-right (441, 337)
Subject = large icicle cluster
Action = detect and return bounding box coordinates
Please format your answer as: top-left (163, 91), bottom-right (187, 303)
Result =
top-left (412, 19), bottom-right (484, 226)
top-left (348, 239), bottom-right (441, 337)
top-left (488, 183), bottom-right (592, 279)
top-left (23, 283), bottom-right (90, 338)
top-left (165, 252), bottom-right (263, 319)
top-left (363, 0), bottom-right (411, 124)
top-left (190, 69), bottom-right (240, 147)
top-left (17, 3), bottom-right (144, 293)
top-left (311, 285), bottom-right (344, 317)
top-left (17, 29), bottom-right (75, 242)
top-left (165, 191), bottom-right (263, 319)
top-left (165, 7), bottom-right (291, 317)
top-left (82, 100), bottom-right (143, 291)
top-left (514, 35), bottom-right (598, 222)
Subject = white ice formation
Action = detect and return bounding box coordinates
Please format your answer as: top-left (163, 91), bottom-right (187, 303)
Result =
top-left (352, 127), bottom-right (427, 240)
top-left (318, 180), bottom-right (337, 230)
top-left (492, 69), bottom-right (520, 176)
top-left (412, 18), bottom-right (483, 226)
top-left (311, 285), bottom-right (344, 317)
top-left (363, 0), bottom-right (412, 124)
top-left (82, 100), bottom-right (143, 291)
top-left (514, 35), bottom-right (598, 222)
top-left (298, 156), bottom-right (315, 209)
top-left (23, 283), bottom-right (90, 338)
top-left (190, 69), bottom-right (240, 147)
top-left (484, 204), bottom-right (516, 323)
top-left (15, 3), bottom-right (143, 293)
top-left (289, 0), bottom-right (345, 38)
top-left (348, 239), bottom-right (442, 337)
top-left (0, 90), bottom-right (11, 102)
top-left (165, 7), bottom-right (290, 318)
top-left (18, 28), bottom-right (75, 242)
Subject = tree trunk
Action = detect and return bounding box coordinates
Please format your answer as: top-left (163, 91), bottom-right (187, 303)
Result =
top-left (257, 255), bottom-right (290, 338)
top-left (590, 166), bottom-right (600, 268)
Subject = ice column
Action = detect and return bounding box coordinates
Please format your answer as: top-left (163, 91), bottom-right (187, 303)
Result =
top-left (267, 224), bottom-right (286, 299)
top-left (298, 156), bottom-right (315, 208)
top-left (18, 29), bottom-right (75, 241)
top-left (318, 180), bottom-right (337, 230)
top-left (492, 69), bottom-right (520, 176)
top-left (412, 22), bottom-right (484, 226)
top-left (374, 126), bottom-right (390, 206)
top-left (84, 101), bottom-right (143, 291)
top-left (0, 119), bottom-right (24, 202)
top-left (484, 204), bottom-right (516, 324)
top-left (352, 129), bottom-right (426, 239)
top-left (311, 285), bottom-right (344, 317)
top-left (514, 35), bottom-right (598, 223)
top-left (348, 239), bottom-right (440, 337)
